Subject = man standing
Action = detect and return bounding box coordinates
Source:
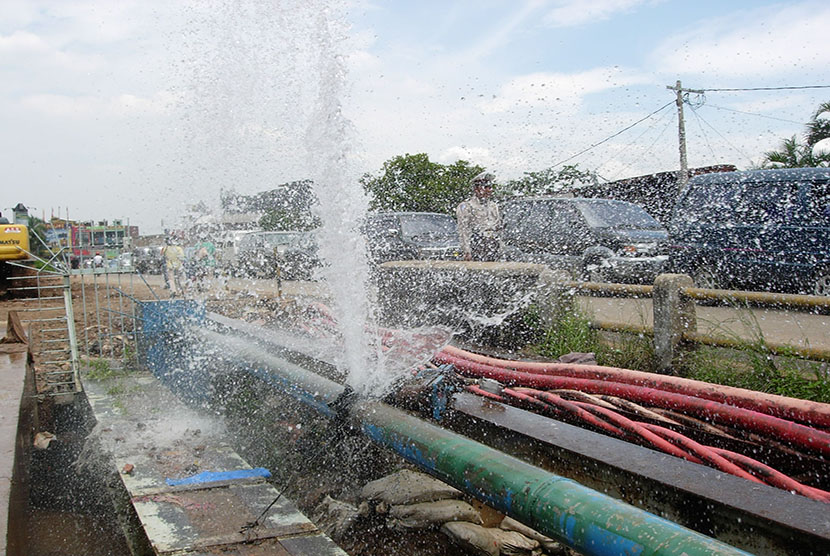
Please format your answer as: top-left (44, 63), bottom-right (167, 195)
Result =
top-left (456, 172), bottom-right (501, 261)
top-left (163, 239), bottom-right (186, 295)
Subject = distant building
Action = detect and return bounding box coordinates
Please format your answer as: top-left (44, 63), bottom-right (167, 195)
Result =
top-left (45, 218), bottom-right (139, 267)
top-left (573, 165), bottom-right (737, 224)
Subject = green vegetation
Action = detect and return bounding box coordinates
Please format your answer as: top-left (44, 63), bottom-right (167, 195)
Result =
top-left (535, 303), bottom-right (600, 359)
top-left (530, 300), bottom-right (830, 403)
top-left (361, 153), bottom-right (484, 214)
top-left (84, 357), bottom-right (129, 381)
top-left (762, 100), bottom-right (830, 168)
top-left (681, 346), bottom-right (830, 403)
top-left (502, 164), bottom-right (599, 197)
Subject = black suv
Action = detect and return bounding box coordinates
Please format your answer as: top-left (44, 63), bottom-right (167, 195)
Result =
top-left (669, 168), bottom-right (830, 294)
top-left (363, 212), bottom-right (462, 263)
top-left (501, 197), bottom-right (668, 283)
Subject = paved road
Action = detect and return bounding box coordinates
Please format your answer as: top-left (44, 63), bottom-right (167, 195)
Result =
top-left (580, 295), bottom-right (830, 353)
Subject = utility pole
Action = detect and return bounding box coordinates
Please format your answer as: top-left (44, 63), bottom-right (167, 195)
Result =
top-left (667, 80), bottom-right (703, 190)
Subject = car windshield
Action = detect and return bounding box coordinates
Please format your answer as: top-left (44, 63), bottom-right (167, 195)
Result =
top-left (399, 214), bottom-right (458, 240)
top-left (576, 201), bottom-right (663, 230)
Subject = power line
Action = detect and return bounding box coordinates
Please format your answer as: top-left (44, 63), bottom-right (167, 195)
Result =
top-left (550, 100), bottom-right (675, 169)
top-left (689, 106), bottom-right (719, 162)
top-left (688, 104), bottom-right (756, 168)
top-left (603, 107), bottom-right (675, 181)
top-left (703, 103), bottom-right (805, 125)
top-left (700, 85), bottom-right (830, 92)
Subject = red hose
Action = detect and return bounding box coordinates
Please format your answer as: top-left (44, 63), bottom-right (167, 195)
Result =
top-left (530, 390), bottom-right (693, 461)
top-left (438, 351), bottom-right (830, 457)
top-left (511, 388), bottom-right (627, 438)
top-left (636, 423), bottom-right (761, 483)
top-left (710, 447), bottom-right (830, 503)
top-left (441, 345), bottom-right (830, 429)
top-left (470, 383), bottom-right (830, 501)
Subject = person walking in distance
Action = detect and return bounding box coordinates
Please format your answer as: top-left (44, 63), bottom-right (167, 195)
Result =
top-left (456, 172), bottom-right (502, 261)
top-left (163, 238), bottom-right (186, 295)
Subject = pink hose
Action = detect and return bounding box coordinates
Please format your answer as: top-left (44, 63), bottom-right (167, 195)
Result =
top-left (441, 345), bottom-right (830, 429)
top-left (438, 351), bottom-right (830, 457)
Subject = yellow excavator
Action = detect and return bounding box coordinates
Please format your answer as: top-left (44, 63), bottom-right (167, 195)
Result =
top-left (0, 212), bottom-right (31, 297)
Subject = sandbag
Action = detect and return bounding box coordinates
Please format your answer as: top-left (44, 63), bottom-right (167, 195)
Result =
top-left (441, 522), bottom-right (500, 556)
top-left (315, 495), bottom-right (359, 539)
top-left (500, 516), bottom-right (563, 553)
top-left (387, 499), bottom-right (482, 530)
top-left (489, 528), bottom-right (541, 555)
top-left (360, 469), bottom-right (461, 506)
top-left (499, 517), bottom-right (564, 554)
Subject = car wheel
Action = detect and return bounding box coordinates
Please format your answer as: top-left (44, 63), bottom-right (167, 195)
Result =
top-left (693, 264), bottom-right (720, 290)
top-left (813, 267), bottom-right (830, 296)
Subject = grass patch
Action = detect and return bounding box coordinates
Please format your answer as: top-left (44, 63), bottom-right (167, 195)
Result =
top-left (83, 357), bottom-right (129, 381)
top-left (680, 345), bottom-right (830, 403)
top-left (536, 302), bottom-right (601, 359)
top-left (533, 299), bottom-right (657, 372)
top-left (530, 298), bottom-right (829, 401)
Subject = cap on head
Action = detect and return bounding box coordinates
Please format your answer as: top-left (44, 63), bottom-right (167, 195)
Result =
top-left (472, 172), bottom-right (495, 188)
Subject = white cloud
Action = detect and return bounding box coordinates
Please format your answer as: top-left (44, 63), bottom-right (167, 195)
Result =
top-left (542, 0), bottom-right (657, 28)
top-left (437, 146), bottom-right (493, 167)
top-left (652, 2), bottom-right (830, 79)
top-left (480, 68), bottom-right (650, 113)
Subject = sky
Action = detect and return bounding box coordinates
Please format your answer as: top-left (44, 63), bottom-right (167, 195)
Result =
top-left (2, 0), bottom-right (829, 234)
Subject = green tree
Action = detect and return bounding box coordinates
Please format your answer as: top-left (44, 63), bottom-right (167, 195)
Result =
top-left (503, 164), bottom-right (599, 197)
top-left (259, 209), bottom-right (320, 231)
top-left (26, 216), bottom-right (49, 258)
top-left (762, 136), bottom-right (821, 169)
top-left (762, 101), bottom-right (830, 168)
top-left (361, 153), bottom-right (484, 214)
top-left (806, 101), bottom-right (830, 147)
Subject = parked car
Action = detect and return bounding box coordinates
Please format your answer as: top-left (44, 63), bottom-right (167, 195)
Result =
top-left (668, 168), bottom-right (830, 294)
top-left (236, 231), bottom-right (320, 280)
top-left (500, 197), bottom-right (668, 283)
top-left (363, 212), bottom-right (462, 263)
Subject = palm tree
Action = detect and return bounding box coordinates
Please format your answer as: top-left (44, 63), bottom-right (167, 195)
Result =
top-left (762, 101), bottom-right (830, 168)
top-left (806, 101), bottom-right (830, 147)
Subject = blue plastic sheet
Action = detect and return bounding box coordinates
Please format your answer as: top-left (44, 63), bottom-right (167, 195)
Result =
top-left (166, 467), bottom-right (271, 486)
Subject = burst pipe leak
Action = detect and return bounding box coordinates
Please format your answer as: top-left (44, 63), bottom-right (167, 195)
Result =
top-left (197, 328), bottom-right (750, 556)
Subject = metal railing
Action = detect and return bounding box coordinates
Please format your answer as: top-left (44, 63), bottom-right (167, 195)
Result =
top-left (563, 277), bottom-right (830, 364)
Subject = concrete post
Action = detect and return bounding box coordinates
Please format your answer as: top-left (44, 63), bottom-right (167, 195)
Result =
top-left (536, 268), bottom-right (575, 329)
top-left (653, 273), bottom-right (696, 373)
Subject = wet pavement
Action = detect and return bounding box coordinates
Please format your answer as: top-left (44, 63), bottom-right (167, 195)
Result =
top-left (83, 369), bottom-right (347, 555)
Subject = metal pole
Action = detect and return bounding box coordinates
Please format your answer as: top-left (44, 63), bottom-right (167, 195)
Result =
top-left (62, 274), bottom-right (81, 391)
top-left (669, 80), bottom-right (689, 189)
top-left (93, 271), bottom-right (102, 359)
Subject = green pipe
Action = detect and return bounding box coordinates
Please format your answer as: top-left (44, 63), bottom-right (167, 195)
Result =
top-left (199, 327), bottom-right (749, 555)
top-left (355, 401), bottom-right (749, 556)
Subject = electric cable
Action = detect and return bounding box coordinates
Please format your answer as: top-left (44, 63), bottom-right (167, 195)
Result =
top-left (686, 105), bottom-right (756, 168)
top-left (548, 100), bottom-right (675, 169)
top-left (689, 106), bottom-right (720, 162)
top-left (603, 107), bottom-right (675, 181)
top-left (703, 103), bottom-right (805, 125)
top-left (702, 85), bottom-right (830, 92)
